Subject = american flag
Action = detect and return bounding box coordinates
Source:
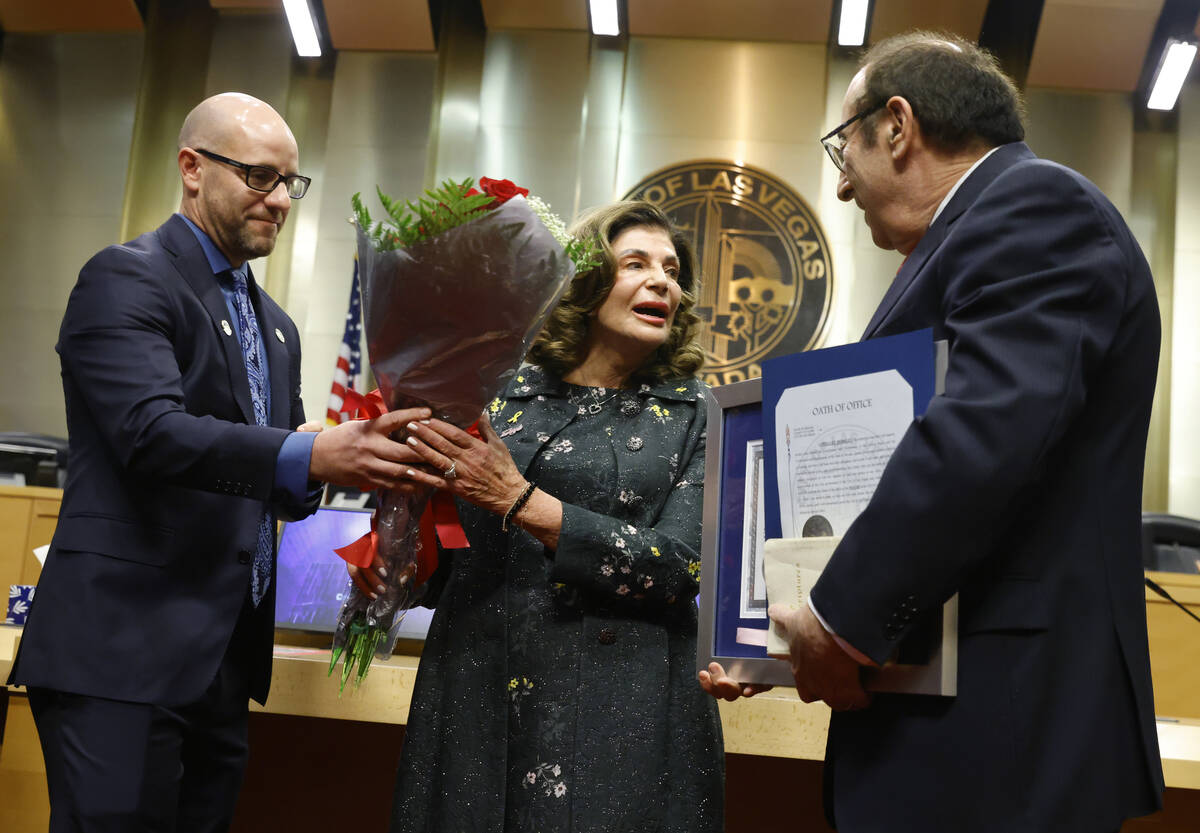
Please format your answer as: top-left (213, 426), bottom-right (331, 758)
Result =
top-left (325, 260), bottom-right (363, 425)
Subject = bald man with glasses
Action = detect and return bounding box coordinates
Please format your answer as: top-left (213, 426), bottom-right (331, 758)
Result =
top-left (10, 93), bottom-right (429, 833)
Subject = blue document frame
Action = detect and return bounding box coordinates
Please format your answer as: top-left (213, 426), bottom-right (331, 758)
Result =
top-left (761, 328), bottom-right (937, 540)
top-left (698, 378), bottom-right (793, 686)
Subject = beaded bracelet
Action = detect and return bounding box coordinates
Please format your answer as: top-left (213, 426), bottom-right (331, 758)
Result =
top-left (501, 481), bottom-right (538, 532)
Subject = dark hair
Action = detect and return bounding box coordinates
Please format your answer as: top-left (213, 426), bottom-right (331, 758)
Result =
top-left (526, 200), bottom-right (705, 384)
top-left (856, 31), bottom-right (1025, 153)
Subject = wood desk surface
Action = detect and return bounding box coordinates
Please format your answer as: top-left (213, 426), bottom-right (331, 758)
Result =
top-left (9, 630), bottom-right (1189, 786)
top-left (251, 641), bottom-right (1200, 787)
top-left (5, 624), bottom-right (1199, 789)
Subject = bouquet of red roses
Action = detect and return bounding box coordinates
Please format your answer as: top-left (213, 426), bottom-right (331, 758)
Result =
top-left (329, 177), bottom-right (595, 690)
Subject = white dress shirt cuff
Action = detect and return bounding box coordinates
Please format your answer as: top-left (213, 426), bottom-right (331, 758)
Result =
top-left (807, 596), bottom-right (875, 666)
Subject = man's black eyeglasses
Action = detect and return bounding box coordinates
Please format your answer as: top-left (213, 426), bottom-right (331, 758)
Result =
top-left (819, 103), bottom-right (883, 172)
top-left (195, 149), bottom-right (311, 199)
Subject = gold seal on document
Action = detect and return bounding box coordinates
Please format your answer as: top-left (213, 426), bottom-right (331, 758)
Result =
top-left (623, 160), bottom-right (833, 387)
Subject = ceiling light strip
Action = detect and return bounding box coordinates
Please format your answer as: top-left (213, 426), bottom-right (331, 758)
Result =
top-left (282, 0), bottom-right (322, 58)
top-left (590, 0), bottom-right (621, 37)
top-left (838, 0), bottom-right (870, 47)
top-left (1147, 39), bottom-right (1197, 111)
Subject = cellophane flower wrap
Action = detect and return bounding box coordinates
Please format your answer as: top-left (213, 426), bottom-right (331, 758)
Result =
top-left (330, 178), bottom-right (590, 690)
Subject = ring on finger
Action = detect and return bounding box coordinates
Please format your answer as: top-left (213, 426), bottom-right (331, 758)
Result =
top-left (443, 461), bottom-right (457, 480)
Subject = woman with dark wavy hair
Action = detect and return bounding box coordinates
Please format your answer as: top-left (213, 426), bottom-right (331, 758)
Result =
top-left (368, 200), bottom-right (723, 832)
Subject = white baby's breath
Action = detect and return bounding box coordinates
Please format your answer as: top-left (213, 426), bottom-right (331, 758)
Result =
top-left (526, 195), bottom-right (570, 249)
top-left (527, 194), bottom-right (599, 273)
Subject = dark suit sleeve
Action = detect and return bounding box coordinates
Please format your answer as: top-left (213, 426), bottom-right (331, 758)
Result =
top-left (810, 162), bottom-right (1137, 663)
top-left (58, 245), bottom-right (291, 502)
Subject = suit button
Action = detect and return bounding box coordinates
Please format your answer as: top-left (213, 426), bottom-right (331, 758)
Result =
top-left (598, 627), bottom-right (617, 645)
top-left (237, 550), bottom-right (251, 565)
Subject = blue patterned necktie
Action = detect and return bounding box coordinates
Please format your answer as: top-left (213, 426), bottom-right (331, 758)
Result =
top-left (231, 268), bottom-right (274, 607)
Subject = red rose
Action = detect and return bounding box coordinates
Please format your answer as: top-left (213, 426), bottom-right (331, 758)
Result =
top-left (478, 177), bottom-right (529, 209)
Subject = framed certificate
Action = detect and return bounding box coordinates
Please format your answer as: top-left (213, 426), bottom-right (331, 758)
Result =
top-left (697, 377), bottom-right (794, 686)
top-left (697, 332), bottom-right (958, 694)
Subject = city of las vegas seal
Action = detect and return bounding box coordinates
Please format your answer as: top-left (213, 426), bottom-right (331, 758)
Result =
top-left (623, 160), bottom-right (833, 386)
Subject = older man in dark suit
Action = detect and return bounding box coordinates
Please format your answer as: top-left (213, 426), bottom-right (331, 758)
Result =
top-left (703, 33), bottom-right (1164, 833)
top-left (9, 93), bottom-right (429, 833)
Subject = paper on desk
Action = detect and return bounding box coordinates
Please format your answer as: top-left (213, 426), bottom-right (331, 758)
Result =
top-left (763, 536), bottom-right (841, 656)
top-left (33, 544), bottom-right (49, 566)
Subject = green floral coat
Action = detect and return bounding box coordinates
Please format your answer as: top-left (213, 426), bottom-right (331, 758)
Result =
top-left (390, 365), bottom-right (724, 833)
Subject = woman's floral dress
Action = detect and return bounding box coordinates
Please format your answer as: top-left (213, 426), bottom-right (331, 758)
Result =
top-left (389, 365), bottom-right (723, 833)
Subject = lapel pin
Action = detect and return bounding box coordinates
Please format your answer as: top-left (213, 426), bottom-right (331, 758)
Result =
top-left (500, 424), bottom-right (524, 439)
top-left (275, 328), bottom-right (286, 343)
top-left (221, 320), bottom-right (233, 336)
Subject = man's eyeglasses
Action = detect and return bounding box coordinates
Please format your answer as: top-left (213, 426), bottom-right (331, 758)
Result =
top-left (819, 103), bottom-right (882, 172)
top-left (195, 149), bottom-right (311, 199)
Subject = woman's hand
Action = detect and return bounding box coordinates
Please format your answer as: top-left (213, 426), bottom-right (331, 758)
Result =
top-left (399, 415), bottom-right (527, 516)
top-left (697, 662), bottom-right (773, 702)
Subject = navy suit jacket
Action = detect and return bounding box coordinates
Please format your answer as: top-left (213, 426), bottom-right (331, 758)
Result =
top-left (10, 214), bottom-right (317, 706)
top-left (810, 143), bottom-right (1165, 832)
